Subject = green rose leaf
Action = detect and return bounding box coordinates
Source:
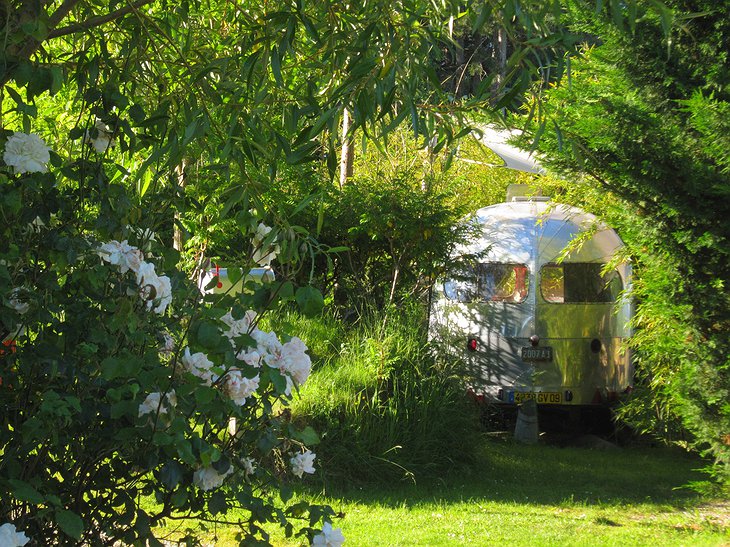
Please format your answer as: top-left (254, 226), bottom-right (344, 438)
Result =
top-left (269, 368), bottom-right (288, 395)
top-left (295, 286), bottom-right (324, 317)
top-left (160, 461), bottom-right (184, 490)
top-left (171, 488), bottom-right (188, 509)
top-left (290, 425), bottom-right (320, 446)
top-left (208, 491), bottom-right (228, 515)
top-left (195, 321), bottom-right (226, 351)
top-left (101, 354), bottom-right (143, 381)
top-left (8, 479), bottom-right (44, 504)
top-left (56, 509), bottom-right (84, 540)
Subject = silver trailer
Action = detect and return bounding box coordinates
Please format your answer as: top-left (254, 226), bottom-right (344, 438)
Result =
top-left (430, 188), bottom-right (633, 407)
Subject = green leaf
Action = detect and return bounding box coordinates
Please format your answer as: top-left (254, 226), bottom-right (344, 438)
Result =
top-left (269, 368), bottom-right (288, 394)
top-left (290, 425), bottom-right (320, 446)
top-left (295, 286), bottom-right (324, 317)
top-left (195, 385), bottom-right (217, 406)
top-left (472, 2), bottom-right (493, 33)
top-left (176, 437), bottom-right (196, 465)
top-left (129, 104), bottom-right (146, 124)
top-left (196, 321), bottom-right (224, 350)
top-left (56, 509), bottom-right (84, 540)
top-left (153, 431), bottom-right (174, 446)
top-left (208, 491), bottom-right (228, 515)
top-left (171, 488), bottom-right (188, 508)
top-left (160, 461), bottom-right (184, 489)
top-left (101, 354), bottom-right (143, 381)
top-left (8, 479), bottom-right (44, 504)
top-left (110, 400), bottom-right (136, 419)
top-left (220, 185), bottom-right (247, 218)
top-left (227, 267), bottom-right (244, 288)
top-left (280, 484), bottom-right (294, 503)
top-left (272, 280), bottom-right (295, 301)
top-left (271, 47), bottom-right (284, 86)
top-left (308, 105), bottom-right (338, 139)
top-left (50, 66), bottom-right (64, 95)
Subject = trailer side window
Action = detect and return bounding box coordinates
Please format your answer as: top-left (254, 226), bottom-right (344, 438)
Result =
top-left (443, 265), bottom-right (476, 302)
top-left (540, 263), bottom-right (623, 303)
top-left (476, 263), bottom-right (529, 303)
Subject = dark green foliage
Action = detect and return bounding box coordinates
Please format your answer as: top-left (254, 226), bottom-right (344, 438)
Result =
top-left (322, 169), bottom-right (470, 310)
top-left (532, 1), bottom-right (730, 483)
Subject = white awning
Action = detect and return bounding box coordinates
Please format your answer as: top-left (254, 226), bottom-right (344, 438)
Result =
top-left (475, 125), bottom-right (545, 175)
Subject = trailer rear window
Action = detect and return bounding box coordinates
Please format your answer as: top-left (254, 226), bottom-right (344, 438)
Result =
top-left (443, 266), bottom-right (475, 302)
top-left (444, 263), bottom-right (529, 303)
top-left (540, 263), bottom-right (622, 303)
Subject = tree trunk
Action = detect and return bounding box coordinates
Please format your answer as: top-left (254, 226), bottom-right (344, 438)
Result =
top-left (173, 160), bottom-right (187, 252)
top-left (339, 108), bottom-right (354, 188)
top-left (492, 26), bottom-right (507, 98)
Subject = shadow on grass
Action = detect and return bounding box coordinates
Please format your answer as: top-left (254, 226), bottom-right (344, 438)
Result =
top-left (310, 437), bottom-right (711, 509)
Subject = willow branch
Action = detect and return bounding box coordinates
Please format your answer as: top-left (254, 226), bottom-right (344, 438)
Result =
top-left (47, 0), bottom-right (155, 39)
top-left (47, 0), bottom-right (81, 29)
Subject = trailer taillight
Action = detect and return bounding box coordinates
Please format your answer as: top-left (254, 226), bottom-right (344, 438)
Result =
top-left (467, 338), bottom-right (478, 352)
top-left (214, 263), bottom-right (223, 288)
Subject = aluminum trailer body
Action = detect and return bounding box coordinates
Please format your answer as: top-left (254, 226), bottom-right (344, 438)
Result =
top-left (430, 197), bottom-right (633, 407)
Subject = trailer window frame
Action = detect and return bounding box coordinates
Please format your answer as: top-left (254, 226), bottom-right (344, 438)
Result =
top-left (444, 262), bottom-right (530, 304)
top-left (539, 262), bottom-right (623, 304)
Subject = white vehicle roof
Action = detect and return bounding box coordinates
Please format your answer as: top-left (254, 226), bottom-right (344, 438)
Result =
top-left (463, 200), bottom-right (624, 265)
top-left (475, 125), bottom-right (545, 175)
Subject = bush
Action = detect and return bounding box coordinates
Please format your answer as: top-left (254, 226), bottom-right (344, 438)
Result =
top-left (0, 133), bottom-right (337, 544)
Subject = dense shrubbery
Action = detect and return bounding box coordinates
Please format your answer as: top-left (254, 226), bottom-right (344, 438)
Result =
top-left (531, 4), bottom-right (730, 482)
top-left (0, 131), bottom-right (340, 544)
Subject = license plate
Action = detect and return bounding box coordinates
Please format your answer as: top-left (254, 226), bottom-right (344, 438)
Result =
top-left (521, 346), bottom-right (553, 361)
top-left (509, 391), bottom-right (562, 404)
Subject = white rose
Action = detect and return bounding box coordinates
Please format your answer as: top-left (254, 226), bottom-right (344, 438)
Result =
top-left (312, 522), bottom-right (345, 547)
top-left (290, 450), bottom-right (316, 478)
top-left (138, 390), bottom-right (176, 418)
top-left (236, 348), bottom-right (263, 368)
top-left (182, 347), bottom-right (217, 385)
top-left (27, 216), bottom-right (45, 233)
top-left (0, 523), bottom-right (30, 546)
top-left (280, 336), bottom-right (312, 386)
top-left (149, 274), bottom-right (172, 314)
top-left (241, 457), bottom-right (256, 476)
top-left (7, 289), bottom-right (29, 315)
top-left (193, 465), bottom-right (232, 491)
top-left (220, 310), bottom-right (256, 343)
top-left (253, 329), bottom-right (283, 361)
top-left (252, 222), bottom-right (280, 266)
top-left (85, 119), bottom-right (115, 154)
top-left (136, 261), bottom-right (172, 314)
top-left (224, 369), bottom-right (260, 405)
top-left (160, 332), bottom-right (175, 356)
top-left (98, 240), bottom-right (143, 274)
top-left (3, 132), bottom-right (51, 174)
top-left (261, 334), bottom-right (311, 388)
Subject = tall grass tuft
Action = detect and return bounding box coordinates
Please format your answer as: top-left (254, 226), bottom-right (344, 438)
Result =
top-left (270, 304), bottom-right (483, 483)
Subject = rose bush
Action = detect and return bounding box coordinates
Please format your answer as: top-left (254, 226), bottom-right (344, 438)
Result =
top-left (0, 129), bottom-right (338, 545)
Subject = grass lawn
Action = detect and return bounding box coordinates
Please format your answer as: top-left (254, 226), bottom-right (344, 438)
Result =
top-left (305, 438), bottom-right (729, 546)
top-left (163, 436), bottom-right (729, 546)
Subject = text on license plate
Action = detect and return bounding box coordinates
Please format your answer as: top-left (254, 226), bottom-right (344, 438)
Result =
top-left (521, 346), bottom-right (553, 361)
top-left (509, 391), bottom-right (562, 404)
